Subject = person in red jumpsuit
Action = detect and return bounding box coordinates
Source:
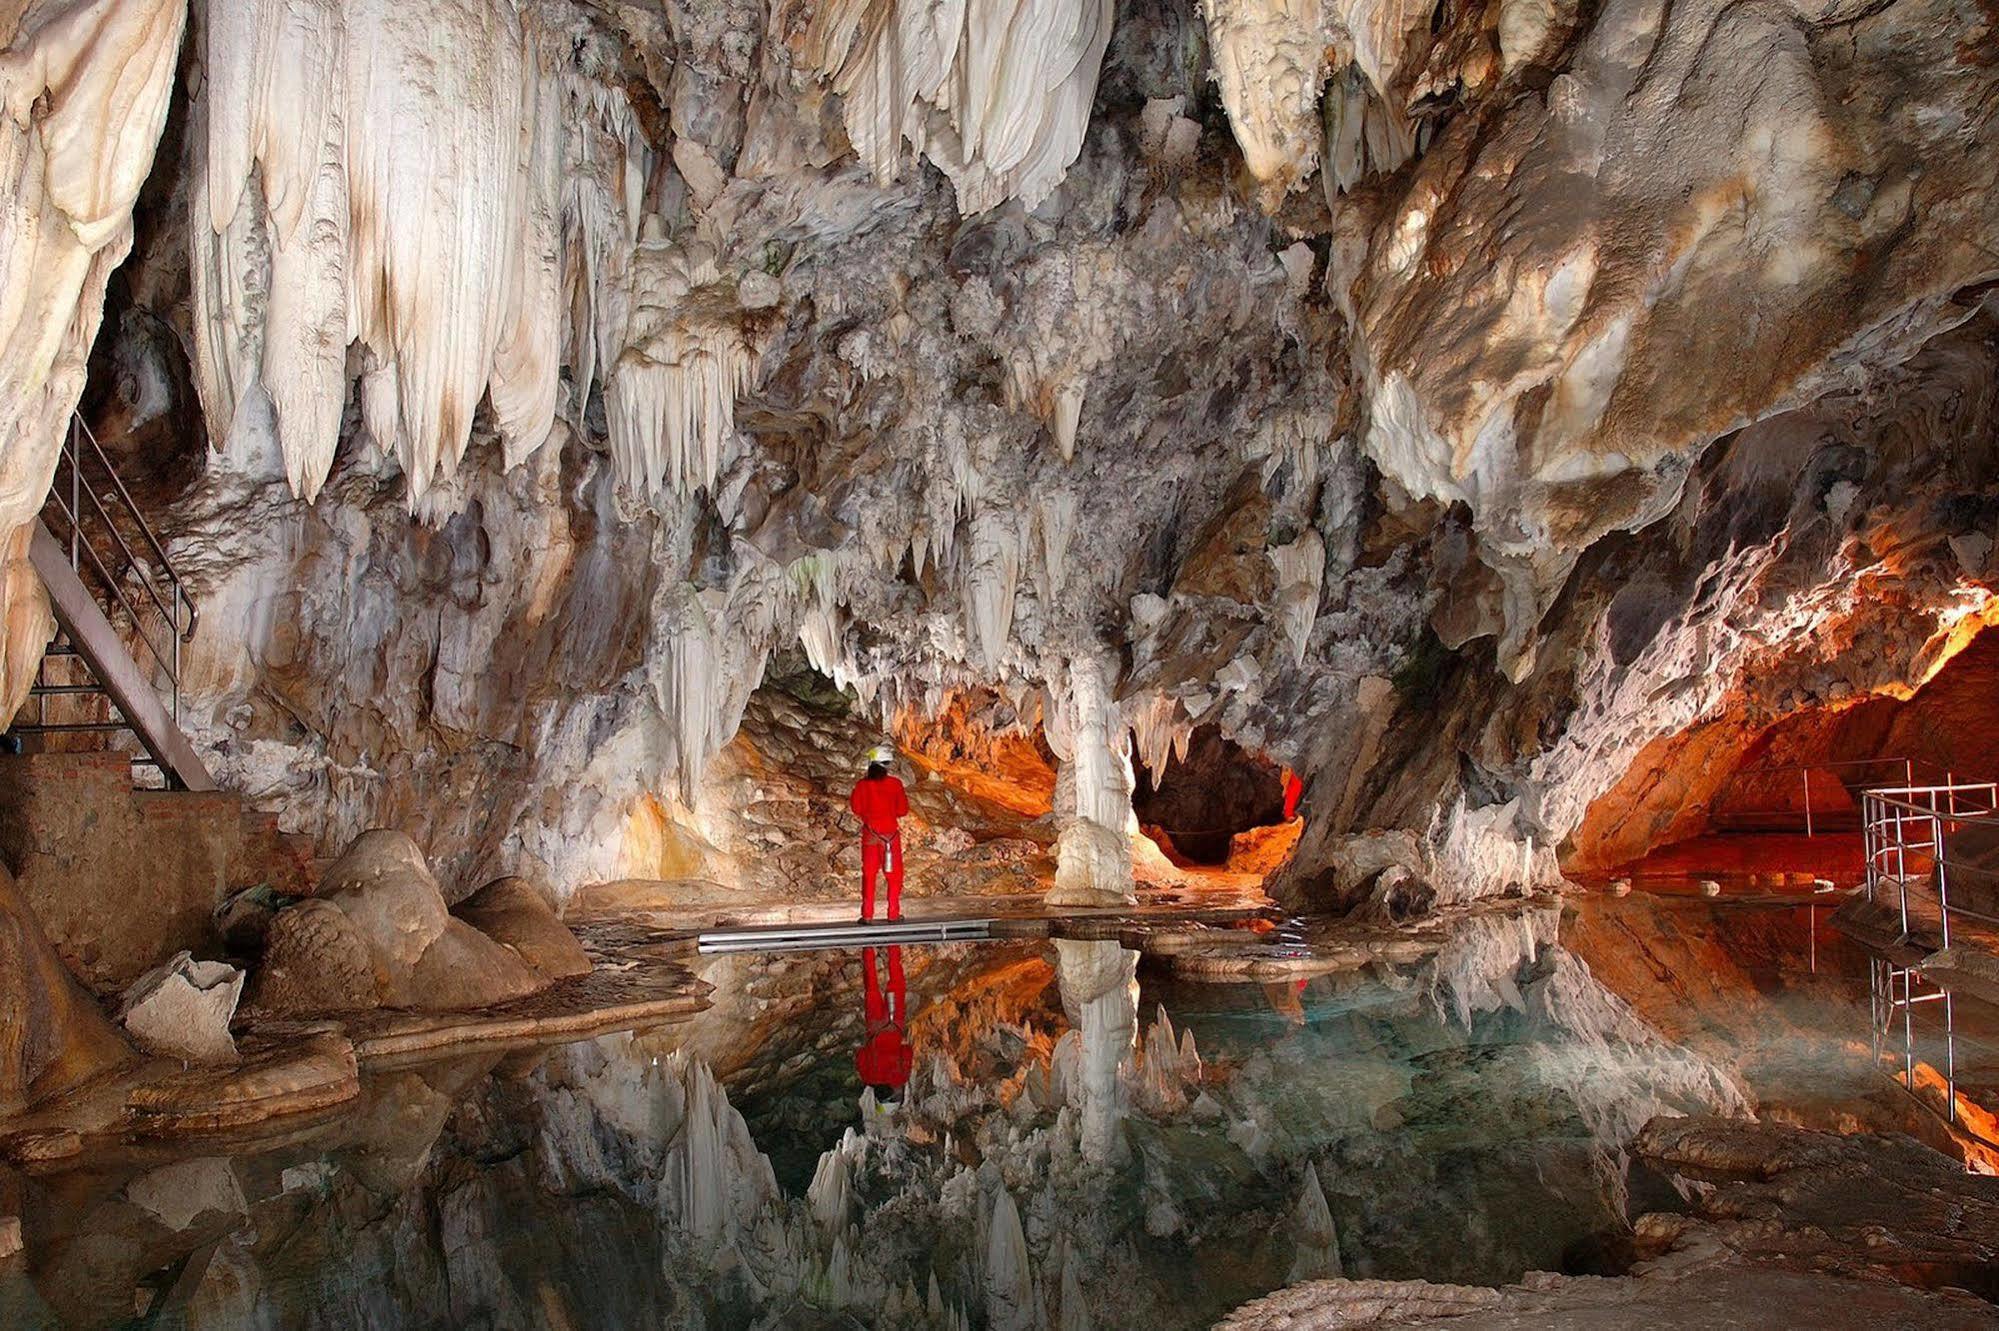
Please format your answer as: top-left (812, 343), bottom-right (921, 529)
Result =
top-left (855, 944), bottom-right (912, 1103)
top-left (849, 748), bottom-right (909, 921)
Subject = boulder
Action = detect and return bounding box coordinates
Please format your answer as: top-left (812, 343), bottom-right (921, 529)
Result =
top-left (403, 919), bottom-right (544, 1008)
top-left (213, 883), bottom-right (289, 953)
top-left (0, 863), bottom-right (132, 1113)
top-left (250, 832), bottom-right (555, 1014)
top-left (316, 829), bottom-right (448, 978)
top-left (452, 877), bottom-right (590, 980)
top-left (115, 952), bottom-right (243, 1065)
top-left (248, 899), bottom-right (377, 1013)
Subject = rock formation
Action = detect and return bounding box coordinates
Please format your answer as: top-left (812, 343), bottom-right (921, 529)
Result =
top-left (0, 863), bottom-right (131, 1113)
top-left (247, 829), bottom-right (588, 1015)
top-left (0, 0), bottom-right (1991, 917)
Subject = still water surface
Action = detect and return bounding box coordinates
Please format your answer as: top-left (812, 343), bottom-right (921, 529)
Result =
top-left (4, 894), bottom-right (1990, 1329)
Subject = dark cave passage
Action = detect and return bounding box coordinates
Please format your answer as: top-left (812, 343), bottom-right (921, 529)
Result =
top-left (1132, 725), bottom-right (1291, 866)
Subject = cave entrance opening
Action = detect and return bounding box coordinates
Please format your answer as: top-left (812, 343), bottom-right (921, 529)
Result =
top-left (1569, 626), bottom-right (1999, 886)
top-left (1132, 725), bottom-right (1296, 870)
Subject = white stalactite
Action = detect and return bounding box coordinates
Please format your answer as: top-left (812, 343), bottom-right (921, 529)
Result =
top-left (1126, 693), bottom-right (1193, 780)
top-left (804, 0), bottom-right (1115, 215)
top-left (607, 238), bottom-right (757, 502)
top-left (1199, 0), bottom-right (1330, 197)
top-left (962, 507), bottom-right (1020, 671)
top-left (191, 0), bottom-right (671, 505)
top-left (1033, 488), bottom-right (1076, 603)
top-left (1269, 528), bottom-right (1325, 666)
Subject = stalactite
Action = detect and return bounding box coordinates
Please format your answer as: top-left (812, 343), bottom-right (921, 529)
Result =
top-left (0, 0), bottom-right (185, 536)
top-left (1033, 488), bottom-right (1076, 604)
top-left (1320, 63), bottom-right (1416, 198)
top-left (0, 0), bottom-right (186, 727)
top-left (962, 507), bottom-right (1020, 671)
top-left (1269, 528), bottom-right (1326, 666)
top-left (606, 238), bottom-right (758, 502)
top-left (1199, 0), bottom-right (1331, 199)
top-left (1126, 693), bottom-right (1193, 780)
top-left (804, 0), bottom-right (1115, 215)
top-left (191, 1), bottom-right (662, 505)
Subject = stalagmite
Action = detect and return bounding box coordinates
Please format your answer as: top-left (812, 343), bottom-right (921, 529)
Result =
top-left (804, 0), bottom-right (1116, 215)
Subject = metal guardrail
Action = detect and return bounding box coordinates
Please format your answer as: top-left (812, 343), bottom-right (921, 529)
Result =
top-left (1870, 956), bottom-right (1999, 1155)
top-left (698, 917), bottom-right (993, 954)
top-left (33, 413), bottom-right (196, 725)
top-left (1862, 781), bottom-right (1999, 948)
top-left (1712, 757), bottom-right (1927, 837)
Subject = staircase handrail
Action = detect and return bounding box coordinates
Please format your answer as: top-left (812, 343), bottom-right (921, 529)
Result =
top-left (42, 413), bottom-right (197, 721)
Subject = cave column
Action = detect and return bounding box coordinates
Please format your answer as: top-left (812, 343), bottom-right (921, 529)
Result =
top-left (1046, 654), bottom-right (1138, 907)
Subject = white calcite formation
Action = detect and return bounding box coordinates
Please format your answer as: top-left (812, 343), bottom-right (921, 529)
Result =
top-left (0, 0), bottom-right (186, 716)
top-left (803, 0), bottom-right (1115, 216)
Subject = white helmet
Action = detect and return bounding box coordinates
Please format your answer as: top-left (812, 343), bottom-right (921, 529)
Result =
top-left (865, 745), bottom-right (894, 765)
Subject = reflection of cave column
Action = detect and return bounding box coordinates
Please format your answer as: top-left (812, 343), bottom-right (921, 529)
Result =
top-left (1046, 654), bottom-right (1137, 906)
top-left (1053, 938), bottom-right (1138, 1161)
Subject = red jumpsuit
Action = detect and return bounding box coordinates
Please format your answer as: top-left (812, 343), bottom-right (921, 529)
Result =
top-left (849, 772), bottom-right (909, 920)
top-left (855, 945), bottom-right (912, 1092)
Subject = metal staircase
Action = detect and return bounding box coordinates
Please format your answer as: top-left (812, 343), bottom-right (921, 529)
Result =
top-left (6, 415), bottom-right (213, 791)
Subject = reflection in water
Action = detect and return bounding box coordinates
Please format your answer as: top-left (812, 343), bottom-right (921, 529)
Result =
top-left (857, 945), bottom-right (914, 1108)
top-left (4, 898), bottom-right (1944, 1329)
top-left (1051, 938), bottom-right (1138, 1161)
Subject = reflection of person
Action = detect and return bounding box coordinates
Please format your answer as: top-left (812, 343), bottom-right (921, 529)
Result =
top-left (856, 944), bottom-right (912, 1104)
top-left (849, 746), bottom-right (910, 921)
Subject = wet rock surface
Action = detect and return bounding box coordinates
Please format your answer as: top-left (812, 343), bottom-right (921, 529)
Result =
top-left (1224, 1115), bottom-right (1999, 1328)
top-left (0, 864), bottom-right (132, 1115)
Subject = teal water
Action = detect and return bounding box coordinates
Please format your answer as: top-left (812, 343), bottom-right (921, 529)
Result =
top-left (2, 896), bottom-right (1978, 1330)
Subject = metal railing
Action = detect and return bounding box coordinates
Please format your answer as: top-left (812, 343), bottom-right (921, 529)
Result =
top-left (1869, 956), bottom-right (1999, 1156)
top-left (1862, 781), bottom-right (1999, 948)
top-left (1712, 757), bottom-right (1928, 837)
top-left (37, 413), bottom-right (197, 723)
